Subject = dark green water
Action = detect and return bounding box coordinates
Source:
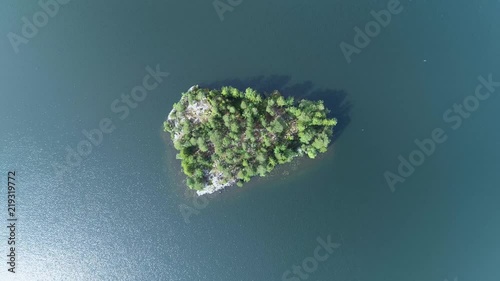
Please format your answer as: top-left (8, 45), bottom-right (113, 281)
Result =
top-left (1, 1), bottom-right (500, 280)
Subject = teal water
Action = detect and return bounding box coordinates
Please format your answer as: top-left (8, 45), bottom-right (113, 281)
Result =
top-left (1, 1), bottom-right (500, 280)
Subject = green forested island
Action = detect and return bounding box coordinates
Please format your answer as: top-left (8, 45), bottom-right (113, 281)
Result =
top-left (164, 85), bottom-right (337, 195)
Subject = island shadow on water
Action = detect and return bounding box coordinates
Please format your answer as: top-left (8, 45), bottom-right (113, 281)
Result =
top-left (200, 75), bottom-right (353, 144)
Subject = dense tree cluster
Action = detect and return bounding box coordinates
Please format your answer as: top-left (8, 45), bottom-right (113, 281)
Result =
top-left (164, 86), bottom-right (337, 193)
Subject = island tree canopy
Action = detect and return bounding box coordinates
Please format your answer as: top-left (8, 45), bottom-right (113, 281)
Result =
top-left (164, 86), bottom-right (337, 195)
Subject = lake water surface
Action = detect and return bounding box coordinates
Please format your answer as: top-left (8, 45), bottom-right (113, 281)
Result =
top-left (1, 1), bottom-right (500, 280)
